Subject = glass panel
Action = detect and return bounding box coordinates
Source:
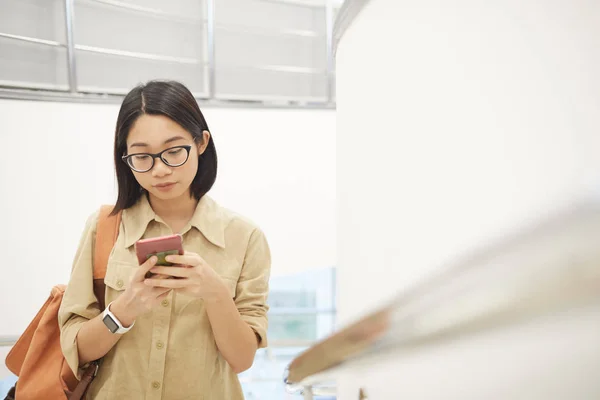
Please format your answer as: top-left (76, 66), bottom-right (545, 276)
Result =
top-left (0, 0), bottom-right (65, 42)
top-left (215, 28), bottom-right (326, 71)
top-left (214, 0), bottom-right (327, 102)
top-left (316, 313), bottom-right (336, 339)
top-left (269, 267), bottom-right (336, 310)
top-left (241, 267), bottom-right (336, 398)
top-left (269, 314), bottom-right (318, 341)
top-left (215, 67), bottom-right (327, 101)
top-left (74, 0), bottom-right (205, 59)
top-left (269, 291), bottom-right (316, 308)
top-left (75, 50), bottom-right (206, 95)
top-left (120, 0), bottom-right (205, 18)
top-left (216, 0), bottom-right (325, 34)
top-left (72, 0), bottom-right (206, 93)
top-left (0, 37), bottom-right (68, 90)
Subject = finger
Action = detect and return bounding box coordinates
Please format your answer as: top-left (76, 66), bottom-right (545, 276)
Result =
top-left (150, 274), bottom-right (171, 280)
top-left (150, 266), bottom-right (193, 278)
top-left (133, 256), bottom-right (157, 281)
top-left (165, 252), bottom-right (204, 267)
top-left (145, 278), bottom-right (189, 289)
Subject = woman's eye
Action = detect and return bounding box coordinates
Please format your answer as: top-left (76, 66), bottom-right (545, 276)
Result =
top-left (167, 149), bottom-right (183, 155)
top-left (134, 155), bottom-right (150, 161)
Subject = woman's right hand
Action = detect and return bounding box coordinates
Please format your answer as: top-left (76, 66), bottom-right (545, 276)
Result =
top-left (109, 256), bottom-right (172, 327)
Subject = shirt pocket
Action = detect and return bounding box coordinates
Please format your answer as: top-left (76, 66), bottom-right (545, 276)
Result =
top-left (104, 261), bottom-right (137, 292)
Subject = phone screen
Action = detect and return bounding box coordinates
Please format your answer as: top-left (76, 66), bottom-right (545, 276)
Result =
top-left (147, 249), bottom-right (179, 266)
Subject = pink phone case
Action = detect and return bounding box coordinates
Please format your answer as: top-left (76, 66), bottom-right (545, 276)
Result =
top-left (135, 234), bottom-right (184, 266)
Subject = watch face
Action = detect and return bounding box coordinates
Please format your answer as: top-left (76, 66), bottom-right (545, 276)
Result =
top-left (103, 314), bottom-right (119, 333)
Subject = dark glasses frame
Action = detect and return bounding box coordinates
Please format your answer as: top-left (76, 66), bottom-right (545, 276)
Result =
top-left (122, 145), bottom-right (192, 173)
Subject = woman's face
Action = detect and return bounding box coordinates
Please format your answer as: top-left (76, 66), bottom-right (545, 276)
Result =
top-left (126, 114), bottom-right (209, 201)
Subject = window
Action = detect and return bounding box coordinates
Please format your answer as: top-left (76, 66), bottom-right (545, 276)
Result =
top-left (0, 0), bottom-right (342, 106)
top-left (239, 267), bottom-right (336, 399)
top-left (0, 0), bottom-right (68, 90)
top-left (72, 0), bottom-right (207, 95)
top-left (214, 0), bottom-right (328, 102)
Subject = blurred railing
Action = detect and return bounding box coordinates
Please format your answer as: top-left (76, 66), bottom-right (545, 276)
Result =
top-left (0, 0), bottom-right (343, 108)
top-left (284, 200), bottom-right (600, 399)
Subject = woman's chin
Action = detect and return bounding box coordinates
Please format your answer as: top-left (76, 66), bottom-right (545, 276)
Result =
top-left (149, 186), bottom-right (185, 200)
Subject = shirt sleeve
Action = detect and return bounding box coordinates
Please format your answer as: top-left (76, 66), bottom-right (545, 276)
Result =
top-left (58, 210), bottom-right (102, 379)
top-left (235, 228), bottom-right (271, 348)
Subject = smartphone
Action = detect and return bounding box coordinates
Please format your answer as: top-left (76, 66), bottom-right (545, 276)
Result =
top-left (135, 234), bottom-right (184, 278)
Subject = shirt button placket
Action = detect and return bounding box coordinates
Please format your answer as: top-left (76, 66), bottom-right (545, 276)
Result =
top-left (146, 291), bottom-right (172, 400)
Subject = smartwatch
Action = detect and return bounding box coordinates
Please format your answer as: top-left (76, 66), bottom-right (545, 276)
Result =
top-left (102, 302), bottom-right (135, 334)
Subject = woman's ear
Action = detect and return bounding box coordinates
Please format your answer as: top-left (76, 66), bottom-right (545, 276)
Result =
top-left (197, 130), bottom-right (211, 155)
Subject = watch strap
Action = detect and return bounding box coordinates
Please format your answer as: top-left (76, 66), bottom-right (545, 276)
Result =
top-left (102, 302), bottom-right (135, 334)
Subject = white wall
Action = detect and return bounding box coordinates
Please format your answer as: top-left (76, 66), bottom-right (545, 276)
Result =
top-left (336, 0), bottom-right (600, 398)
top-left (0, 99), bottom-right (335, 337)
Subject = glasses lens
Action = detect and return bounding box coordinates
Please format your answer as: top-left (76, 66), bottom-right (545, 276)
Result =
top-left (128, 154), bottom-right (153, 172)
top-left (162, 147), bottom-right (189, 167)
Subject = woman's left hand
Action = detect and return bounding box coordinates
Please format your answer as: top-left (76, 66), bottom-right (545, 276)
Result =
top-left (144, 251), bottom-right (230, 303)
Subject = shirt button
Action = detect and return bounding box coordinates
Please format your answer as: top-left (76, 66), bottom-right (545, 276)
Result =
top-left (152, 381), bottom-right (161, 389)
top-left (116, 279), bottom-right (124, 288)
top-left (156, 341), bottom-right (164, 349)
top-left (161, 299), bottom-right (169, 307)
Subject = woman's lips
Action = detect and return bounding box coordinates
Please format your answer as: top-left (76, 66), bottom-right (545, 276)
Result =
top-left (154, 182), bottom-right (176, 192)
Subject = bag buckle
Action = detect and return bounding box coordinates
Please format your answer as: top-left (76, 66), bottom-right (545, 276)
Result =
top-left (92, 361), bottom-right (100, 377)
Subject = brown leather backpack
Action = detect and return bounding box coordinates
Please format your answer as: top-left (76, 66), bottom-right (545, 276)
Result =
top-left (4, 206), bottom-right (121, 400)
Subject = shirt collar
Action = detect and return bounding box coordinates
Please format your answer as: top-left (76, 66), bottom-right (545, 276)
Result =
top-left (122, 194), bottom-right (227, 249)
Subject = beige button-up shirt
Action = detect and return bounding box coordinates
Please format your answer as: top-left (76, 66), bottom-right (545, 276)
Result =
top-left (58, 195), bottom-right (270, 399)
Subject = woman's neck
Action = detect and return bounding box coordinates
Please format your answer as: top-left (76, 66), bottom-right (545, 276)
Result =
top-left (147, 191), bottom-right (198, 232)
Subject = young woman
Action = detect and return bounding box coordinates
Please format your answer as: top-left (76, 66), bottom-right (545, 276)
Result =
top-left (58, 80), bottom-right (270, 399)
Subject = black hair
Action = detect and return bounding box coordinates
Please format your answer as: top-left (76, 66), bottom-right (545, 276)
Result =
top-left (111, 80), bottom-right (217, 214)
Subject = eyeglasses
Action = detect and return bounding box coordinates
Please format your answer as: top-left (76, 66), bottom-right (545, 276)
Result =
top-left (122, 145), bottom-right (192, 173)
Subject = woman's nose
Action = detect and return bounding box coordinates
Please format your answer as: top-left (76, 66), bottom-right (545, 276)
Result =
top-left (151, 158), bottom-right (172, 177)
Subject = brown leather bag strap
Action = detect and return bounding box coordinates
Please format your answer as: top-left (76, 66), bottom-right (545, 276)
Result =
top-left (69, 361), bottom-right (99, 400)
top-left (94, 206), bottom-right (122, 280)
top-left (67, 207), bottom-right (122, 400)
top-left (92, 206), bottom-right (122, 309)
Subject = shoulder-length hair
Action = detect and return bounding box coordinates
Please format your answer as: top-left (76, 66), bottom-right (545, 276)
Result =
top-left (112, 80), bottom-right (217, 214)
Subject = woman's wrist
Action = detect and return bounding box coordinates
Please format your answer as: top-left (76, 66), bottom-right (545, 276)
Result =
top-left (204, 281), bottom-right (231, 305)
top-left (109, 296), bottom-right (137, 327)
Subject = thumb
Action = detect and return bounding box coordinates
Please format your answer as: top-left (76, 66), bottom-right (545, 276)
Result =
top-left (133, 256), bottom-right (157, 282)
